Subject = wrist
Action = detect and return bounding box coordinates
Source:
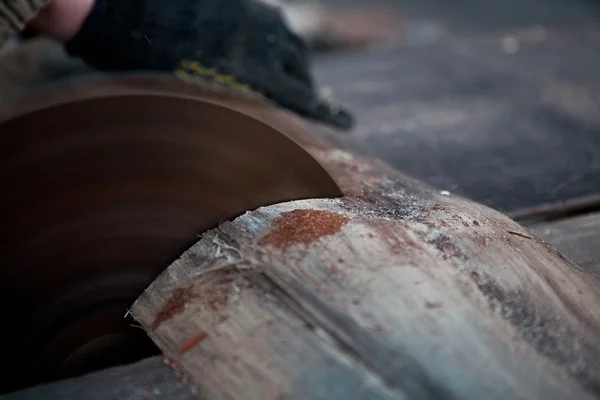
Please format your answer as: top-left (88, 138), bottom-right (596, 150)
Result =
top-left (29, 0), bottom-right (95, 42)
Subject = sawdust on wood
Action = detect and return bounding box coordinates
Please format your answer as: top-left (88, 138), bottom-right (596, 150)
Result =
top-left (262, 209), bottom-right (350, 249)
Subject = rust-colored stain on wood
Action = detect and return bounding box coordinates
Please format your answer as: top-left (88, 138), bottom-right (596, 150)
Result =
top-left (151, 286), bottom-right (197, 331)
top-left (262, 209), bottom-right (350, 249)
top-left (203, 285), bottom-right (232, 312)
top-left (151, 273), bottom-right (235, 331)
top-left (178, 328), bottom-right (209, 355)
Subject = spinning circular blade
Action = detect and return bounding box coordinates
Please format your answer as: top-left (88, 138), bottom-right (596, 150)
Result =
top-left (0, 75), bottom-right (341, 393)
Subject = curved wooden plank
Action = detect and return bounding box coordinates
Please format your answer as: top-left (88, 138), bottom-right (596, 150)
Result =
top-left (132, 149), bottom-right (600, 400)
top-left (6, 211), bottom-right (600, 400)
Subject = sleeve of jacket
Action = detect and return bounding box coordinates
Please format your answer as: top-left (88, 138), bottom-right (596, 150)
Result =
top-left (0, 0), bottom-right (50, 47)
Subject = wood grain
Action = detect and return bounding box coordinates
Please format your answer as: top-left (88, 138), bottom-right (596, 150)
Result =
top-left (130, 148), bottom-right (600, 400)
top-left (6, 211), bottom-right (600, 400)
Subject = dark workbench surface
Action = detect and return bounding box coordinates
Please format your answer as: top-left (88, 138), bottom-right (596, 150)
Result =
top-left (314, 0), bottom-right (600, 217)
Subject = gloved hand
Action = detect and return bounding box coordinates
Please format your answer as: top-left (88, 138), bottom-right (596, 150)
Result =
top-left (64, 0), bottom-right (354, 130)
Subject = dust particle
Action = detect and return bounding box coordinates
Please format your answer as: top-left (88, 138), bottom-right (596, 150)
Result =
top-left (476, 235), bottom-right (489, 247)
top-left (152, 286), bottom-right (197, 331)
top-left (262, 209), bottom-right (350, 249)
top-left (425, 301), bottom-right (443, 309)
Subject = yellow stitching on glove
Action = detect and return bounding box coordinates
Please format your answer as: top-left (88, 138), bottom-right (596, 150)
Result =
top-left (176, 60), bottom-right (265, 100)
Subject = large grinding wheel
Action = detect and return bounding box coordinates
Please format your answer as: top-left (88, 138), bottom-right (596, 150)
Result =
top-left (0, 75), bottom-right (341, 393)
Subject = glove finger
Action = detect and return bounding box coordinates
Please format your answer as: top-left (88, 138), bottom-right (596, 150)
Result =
top-left (272, 78), bottom-right (354, 131)
top-left (280, 32), bottom-right (314, 86)
top-left (234, 64), bottom-right (354, 130)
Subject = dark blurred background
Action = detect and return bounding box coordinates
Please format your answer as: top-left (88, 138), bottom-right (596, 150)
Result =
top-left (304, 0), bottom-right (600, 221)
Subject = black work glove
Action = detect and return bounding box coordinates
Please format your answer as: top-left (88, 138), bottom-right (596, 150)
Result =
top-left (65, 0), bottom-right (354, 130)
